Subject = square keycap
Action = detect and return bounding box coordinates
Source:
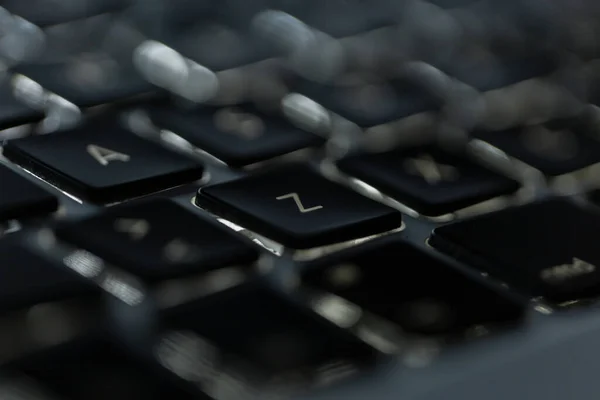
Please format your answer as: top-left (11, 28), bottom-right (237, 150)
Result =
top-left (160, 282), bottom-right (379, 392)
top-left (337, 145), bottom-right (520, 216)
top-left (55, 199), bottom-right (258, 281)
top-left (431, 198), bottom-right (600, 304)
top-left (3, 117), bottom-right (204, 203)
top-left (303, 241), bottom-right (524, 337)
top-left (148, 104), bottom-right (325, 167)
top-left (196, 165), bottom-right (403, 249)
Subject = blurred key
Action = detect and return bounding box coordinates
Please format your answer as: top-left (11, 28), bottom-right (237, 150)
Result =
top-left (303, 241), bottom-right (524, 338)
top-left (15, 56), bottom-right (153, 108)
top-left (7, 333), bottom-right (197, 400)
top-left (55, 199), bottom-right (259, 282)
top-left (158, 281), bottom-right (380, 396)
top-left (337, 145), bottom-right (520, 216)
top-left (437, 50), bottom-right (560, 92)
top-left (148, 103), bottom-right (325, 167)
top-left (280, 0), bottom-right (394, 38)
top-left (0, 237), bottom-right (99, 314)
top-left (293, 77), bottom-right (440, 128)
top-left (2, 0), bottom-right (133, 27)
top-left (169, 23), bottom-right (273, 72)
top-left (474, 118), bottom-right (600, 176)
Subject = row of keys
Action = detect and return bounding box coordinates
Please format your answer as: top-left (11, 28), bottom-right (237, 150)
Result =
top-left (9, 196), bottom-right (600, 348)
top-left (3, 110), bottom-right (600, 234)
top-left (0, 0), bottom-right (578, 118)
top-left (3, 102), bottom-right (600, 208)
top-left (337, 144), bottom-right (520, 216)
top-left (0, 206), bottom-right (523, 340)
top-left (4, 104), bottom-right (600, 225)
top-left (7, 132), bottom-right (600, 309)
top-left (0, 237), bottom-right (526, 398)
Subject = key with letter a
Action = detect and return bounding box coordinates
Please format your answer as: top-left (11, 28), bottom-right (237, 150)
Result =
top-left (3, 115), bottom-right (204, 204)
top-left (195, 165), bottom-right (402, 249)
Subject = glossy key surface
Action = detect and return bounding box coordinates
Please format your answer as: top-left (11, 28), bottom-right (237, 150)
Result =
top-left (3, 117), bottom-right (204, 203)
top-left (337, 145), bottom-right (520, 216)
top-left (55, 199), bottom-right (258, 282)
top-left (431, 198), bottom-right (600, 304)
top-left (148, 104), bottom-right (325, 167)
top-left (196, 165), bottom-right (403, 249)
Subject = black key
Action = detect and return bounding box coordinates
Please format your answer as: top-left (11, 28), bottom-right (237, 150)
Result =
top-left (160, 282), bottom-right (379, 394)
top-left (286, 0), bottom-right (393, 38)
top-left (170, 23), bottom-right (273, 72)
top-left (0, 238), bottom-right (99, 314)
top-left (0, 164), bottom-right (58, 222)
top-left (473, 119), bottom-right (600, 176)
top-left (55, 199), bottom-right (259, 282)
top-left (8, 334), bottom-right (197, 400)
top-left (3, 117), bottom-right (204, 203)
top-left (294, 78), bottom-right (440, 128)
top-left (430, 198), bottom-right (600, 304)
top-left (437, 50), bottom-right (559, 92)
top-left (0, 80), bottom-right (43, 130)
top-left (196, 165), bottom-right (403, 249)
top-left (303, 241), bottom-right (524, 337)
top-left (337, 145), bottom-right (520, 216)
top-left (15, 59), bottom-right (153, 108)
top-left (2, 0), bottom-right (132, 27)
top-left (148, 104), bottom-right (325, 167)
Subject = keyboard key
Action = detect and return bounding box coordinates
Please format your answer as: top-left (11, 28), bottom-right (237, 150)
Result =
top-left (473, 119), bottom-right (600, 176)
top-left (0, 164), bottom-right (58, 222)
top-left (284, 0), bottom-right (393, 38)
top-left (196, 165), bottom-right (403, 249)
top-left (148, 104), bottom-right (325, 167)
top-left (430, 198), bottom-right (600, 304)
top-left (337, 145), bottom-right (520, 216)
top-left (438, 50), bottom-right (559, 92)
top-left (3, 117), bottom-right (204, 203)
top-left (2, 0), bottom-right (133, 27)
top-left (15, 59), bottom-right (153, 108)
top-left (7, 334), bottom-right (197, 400)
top-left (55, 199), bottom-right (259, 282)
top-left (159, 282), bottom-right (379, 395)
top-left (302, 241), bottom-right (524, 337)
top-left (169, 23), bottom-right (273, 72)
top-left (0, 237), bottom-right (99, 314)
top-left (293, 78), bottom-right (440, 128)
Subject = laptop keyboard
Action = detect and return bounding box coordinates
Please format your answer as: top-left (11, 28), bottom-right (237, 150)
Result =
top-left (1, 0), bottom-right (600, 399)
